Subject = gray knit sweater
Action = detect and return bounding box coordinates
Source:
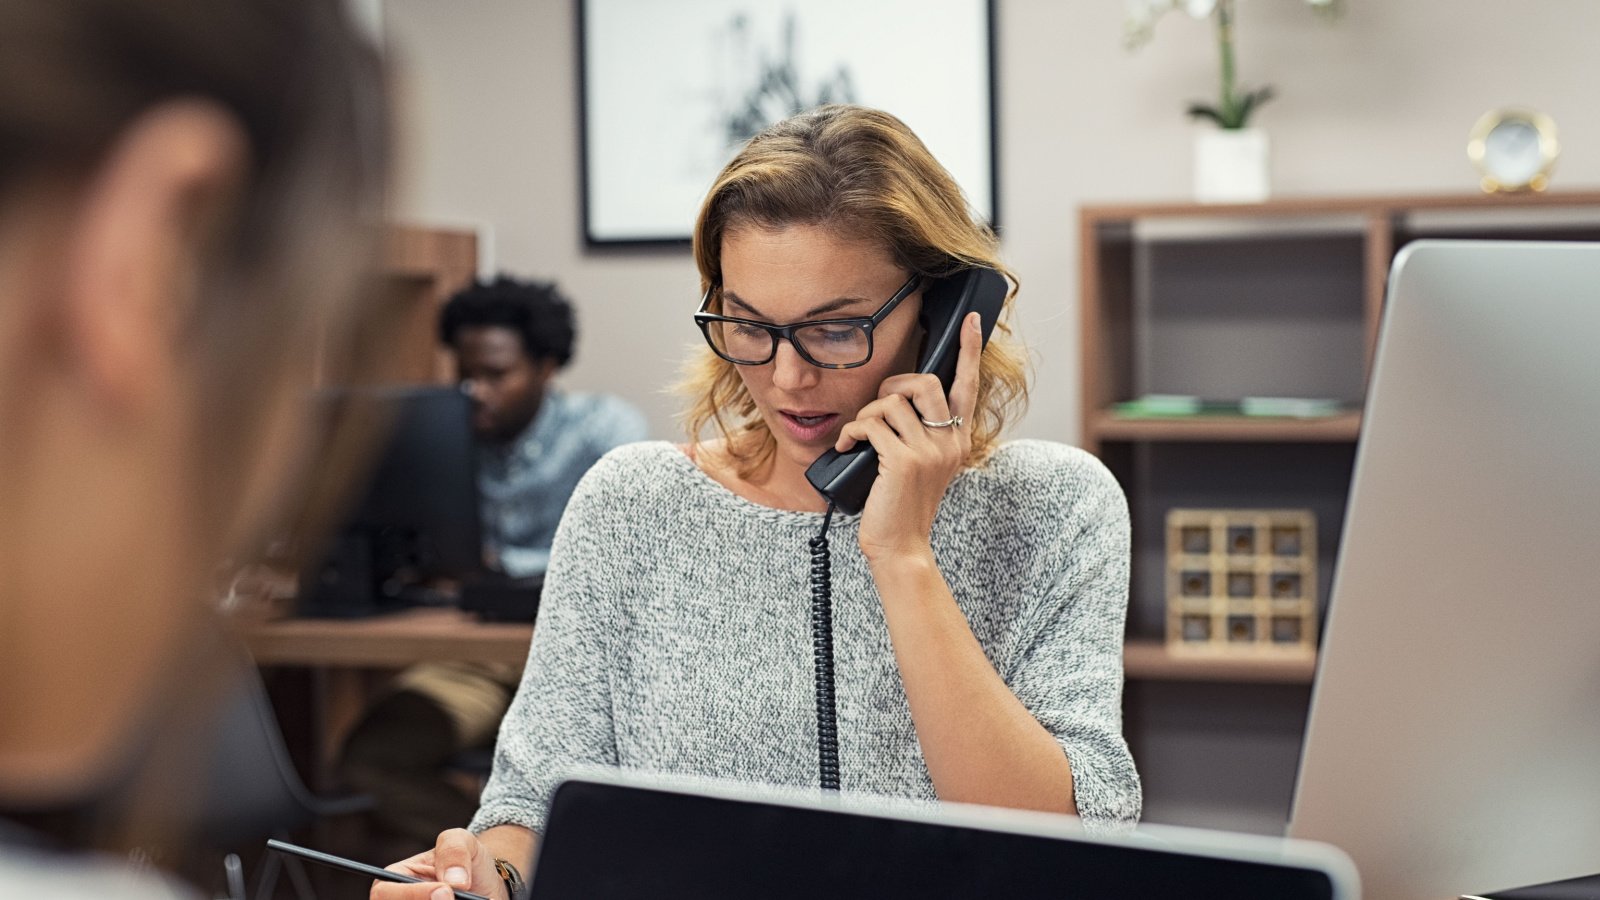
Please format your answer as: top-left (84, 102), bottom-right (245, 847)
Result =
top-left (469, 439), bottom-right (1140, 833)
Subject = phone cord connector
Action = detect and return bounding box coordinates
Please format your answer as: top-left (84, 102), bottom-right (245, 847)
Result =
top-left (809, 501), bottom-right (841, 792)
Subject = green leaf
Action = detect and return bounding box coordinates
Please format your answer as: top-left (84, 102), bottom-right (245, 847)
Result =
top-left (1234, 85), bottom-right (1276, 127)
top-left (1186, 103), bottom-right (1228, 127)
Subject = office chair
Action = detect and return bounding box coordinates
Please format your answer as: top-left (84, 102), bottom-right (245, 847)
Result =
top-left (444, 746), bottom-right (495, 794)
top-left (194, 649), bottom-right (373, 900)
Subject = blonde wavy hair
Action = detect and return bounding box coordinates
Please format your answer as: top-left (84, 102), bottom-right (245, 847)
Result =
top-left (679, 104), bottom-right (1029, 479)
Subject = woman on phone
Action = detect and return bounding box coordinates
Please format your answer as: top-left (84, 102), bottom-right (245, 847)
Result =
top-left (376, 105), bottom-right (1137, 900)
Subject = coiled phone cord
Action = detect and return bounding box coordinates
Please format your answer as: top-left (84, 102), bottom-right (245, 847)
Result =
top-left (808, 501), bottom-right (841, 791)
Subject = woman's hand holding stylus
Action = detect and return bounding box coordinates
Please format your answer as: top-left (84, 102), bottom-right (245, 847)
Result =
top-left (372, 829), bottom-right (507, 900)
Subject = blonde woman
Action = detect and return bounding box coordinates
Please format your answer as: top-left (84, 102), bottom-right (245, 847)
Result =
top-left (378, 105), bottom-right (1138, 900)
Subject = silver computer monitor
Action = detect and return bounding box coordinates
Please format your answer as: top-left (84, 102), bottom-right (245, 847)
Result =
top-left (533, 771), bottom-right (1358, 899)
top-left (1290, 240), bottom-right (1600, 900)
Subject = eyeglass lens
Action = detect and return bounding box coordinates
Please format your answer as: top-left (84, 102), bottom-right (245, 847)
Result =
top-left (704, 320), bottom-right (871, 366)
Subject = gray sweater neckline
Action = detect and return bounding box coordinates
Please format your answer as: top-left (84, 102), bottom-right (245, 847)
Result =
top-left (660, 442), bottom-right (869, 528)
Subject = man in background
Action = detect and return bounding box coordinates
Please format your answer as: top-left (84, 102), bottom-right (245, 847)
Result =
top-left (338, 275), bottom-right (646, 853)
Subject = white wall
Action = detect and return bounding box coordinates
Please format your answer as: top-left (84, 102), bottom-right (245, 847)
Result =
top-left (383, 0), bottom-right (1600, 443)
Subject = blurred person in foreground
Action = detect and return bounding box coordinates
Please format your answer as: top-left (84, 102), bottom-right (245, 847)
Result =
top-left (0, 0), bottom-right (388, 896)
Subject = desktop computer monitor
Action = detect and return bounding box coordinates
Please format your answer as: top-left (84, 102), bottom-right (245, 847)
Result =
top-left (298, 385), bottom-right (482, 617)
top-left (531, 772), bottom-right (1358, 899)
top-left (1289, 241), bottom-right (1600, 900)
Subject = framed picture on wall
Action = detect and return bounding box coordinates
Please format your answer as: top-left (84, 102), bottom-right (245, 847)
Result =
top-left (578, 0), bottom-right (997, 246)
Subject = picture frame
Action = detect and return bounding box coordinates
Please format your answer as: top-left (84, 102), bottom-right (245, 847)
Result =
top-left (577, 0), bottom-right (998, 247)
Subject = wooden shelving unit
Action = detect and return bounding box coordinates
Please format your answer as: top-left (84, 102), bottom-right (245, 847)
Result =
top-left (1081, 191), bottom-right (1600, 834)
top-left (380, 224), bottom-right (479, 384)
top-left (309, 224), bottom-right (478, 388)
top-left (1081, 191), bottom-right (1600, 639)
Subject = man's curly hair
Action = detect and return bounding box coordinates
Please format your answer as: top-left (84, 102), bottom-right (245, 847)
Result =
top-left (438, 275), bottom-right (576, 366)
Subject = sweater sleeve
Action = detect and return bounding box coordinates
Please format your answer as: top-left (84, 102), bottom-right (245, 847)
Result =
top-left (469, 460), bottom-right (623, 835)
top-left (1001, 451), bottom-right (1141, 830)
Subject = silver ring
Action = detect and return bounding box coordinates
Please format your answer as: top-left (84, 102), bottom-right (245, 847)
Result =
top-left (920, 415), bottom-right (963, 429)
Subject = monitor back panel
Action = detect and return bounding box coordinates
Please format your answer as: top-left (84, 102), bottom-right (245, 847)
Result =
top-left (1290, 241), bottom-right (1600, 900)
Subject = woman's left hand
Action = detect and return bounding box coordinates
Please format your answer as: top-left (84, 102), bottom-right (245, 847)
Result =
top-left (834, 311), bottom-right (983, 566)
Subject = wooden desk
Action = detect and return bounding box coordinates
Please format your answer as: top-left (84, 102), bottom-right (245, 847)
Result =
top-left (239, 609), bottom-right (1316, 776)
top-left (239, 606), bottom-right (532, 668)
top-left (233, 607), bottom-right (532, 777)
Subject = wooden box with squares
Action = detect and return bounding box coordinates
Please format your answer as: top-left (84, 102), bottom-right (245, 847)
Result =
top-left (1165, 508), bottom-right (1318, 653)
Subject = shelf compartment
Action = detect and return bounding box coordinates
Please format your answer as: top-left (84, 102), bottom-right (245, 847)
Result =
top-left (1116, 442), bottom-right (1357, 642)
top-left (1132, 233), bottom-right (1368, 407)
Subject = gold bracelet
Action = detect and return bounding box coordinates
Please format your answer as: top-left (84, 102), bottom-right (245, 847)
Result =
top-left (492, 857), bottom-right (525, 900)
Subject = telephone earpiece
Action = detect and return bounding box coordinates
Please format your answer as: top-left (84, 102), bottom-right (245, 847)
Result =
top-left (804, 266), bottom-right (1007, 514)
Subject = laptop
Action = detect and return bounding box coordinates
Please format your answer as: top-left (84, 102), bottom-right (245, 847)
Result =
top-left (529, 770), bottom-right (1357, 899)
top-left (1289, 241), bottom-right (1600, 900)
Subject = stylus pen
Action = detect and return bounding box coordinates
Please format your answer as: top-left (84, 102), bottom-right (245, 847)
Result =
top-left (265, 838), bottom-right (494, 900)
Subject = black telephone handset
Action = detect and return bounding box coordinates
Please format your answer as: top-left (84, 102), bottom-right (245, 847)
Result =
top-left (804, 266), bottom-right (1008, 515)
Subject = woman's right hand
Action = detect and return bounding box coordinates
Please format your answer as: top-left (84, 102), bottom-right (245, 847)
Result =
top-left (371, 828), bottom-right (508, 900)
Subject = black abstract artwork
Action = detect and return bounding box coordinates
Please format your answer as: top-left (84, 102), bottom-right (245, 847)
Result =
top-left (580, 0), bottom-right (994, 246)
top-left (718, 12), bottom-right (857, 145)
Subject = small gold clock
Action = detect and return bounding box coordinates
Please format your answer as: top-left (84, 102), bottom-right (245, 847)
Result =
top-left (1468, 108), bottom-right (1559, 193)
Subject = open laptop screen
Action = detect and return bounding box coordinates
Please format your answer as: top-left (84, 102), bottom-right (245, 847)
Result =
top-left (531, 774), bottom-right (1354, 899)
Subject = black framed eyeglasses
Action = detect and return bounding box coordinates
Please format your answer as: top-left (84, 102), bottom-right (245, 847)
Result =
top-left (694, 273), bottom-right (920, 369)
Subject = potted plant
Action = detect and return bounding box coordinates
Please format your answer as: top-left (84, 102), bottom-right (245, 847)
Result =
top-left (1126, 0), bottom-right (1341, 202)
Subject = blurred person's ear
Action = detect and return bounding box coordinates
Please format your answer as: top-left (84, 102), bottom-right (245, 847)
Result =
top-left (0, 100), bottom-right (251, 802)
top-left (62, 99), bottom-right (249, 413)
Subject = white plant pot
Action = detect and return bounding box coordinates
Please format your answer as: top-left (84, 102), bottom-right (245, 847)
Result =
top-left (1194, 128), bottom-right (1270, 203)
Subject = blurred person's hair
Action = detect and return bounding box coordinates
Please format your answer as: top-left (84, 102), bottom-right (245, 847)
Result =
top-left (439, 275), bottom-right (579, 367)
top-left (0, 0), bottom-right (392, 864)
top-left (0, 0), bottom-right (392, 550)
top-left (679, 104), bottom-right (1029, 479)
